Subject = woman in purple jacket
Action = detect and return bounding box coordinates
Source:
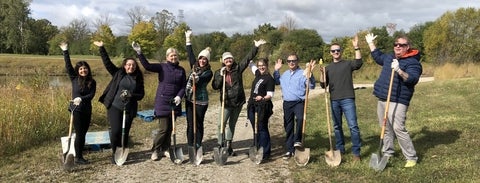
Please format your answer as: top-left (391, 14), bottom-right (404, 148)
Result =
top-left (132, 42), bottom-right (186, 161)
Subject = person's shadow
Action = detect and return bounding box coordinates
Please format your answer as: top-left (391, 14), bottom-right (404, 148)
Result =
top-left (411, 126), bottom-right (461, 161)
top-left (363, 126), bottom-right (461, 162)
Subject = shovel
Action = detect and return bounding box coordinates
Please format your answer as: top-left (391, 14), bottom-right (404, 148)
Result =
top-left (213, 71), bottom-right (229, 165)
top-left (294, 61), bottom-right (314, 166)
top-left (369, 68), bottom-right (395, 171)
top-left (188, 72), bottom-right (203, 165)
top-left (62, 102), bottom-right (77, 171)
top-left (114, 101), bottom-right (129, 166)
top-left (169, 100), bottom-right (184, 164)
top-left (249, 104), bottom-right (264, 164)
top-left (322, 67), bottom-right (341, 166)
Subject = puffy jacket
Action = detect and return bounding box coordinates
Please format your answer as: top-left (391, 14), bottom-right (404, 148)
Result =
top-left (212, 46), bottom-right (258, 108)
top-left (137, 53), bottom-right (186, 117)
top-left (371, 49), bottom-right (422, 106)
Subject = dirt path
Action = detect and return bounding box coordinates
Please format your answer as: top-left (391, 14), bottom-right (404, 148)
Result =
top-left (89, 87), bottom-right (314, 183)
top-left (88, 77), bottom-right (434, 182)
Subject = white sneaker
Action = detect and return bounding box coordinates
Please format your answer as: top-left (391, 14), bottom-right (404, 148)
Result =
top-left (163, 150), bottom-right (170, 158)
top-left (151, 150), bottom-right (159, 161)
top-left (294, 142), bottom-right (303, 148)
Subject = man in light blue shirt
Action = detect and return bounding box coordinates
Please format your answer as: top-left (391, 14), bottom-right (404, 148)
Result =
top-left (273, 54), bottom-right (315, 160)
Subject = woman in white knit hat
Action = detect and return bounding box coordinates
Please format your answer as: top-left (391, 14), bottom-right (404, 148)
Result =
top-left (184, 30), bottom-right (213, 157)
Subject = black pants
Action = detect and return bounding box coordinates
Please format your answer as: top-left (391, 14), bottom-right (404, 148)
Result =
top-left (108, 106), bottom-right (133, 153)
top-left (185, 100), bottom-right (208, 147)
top-left (73, 109), bottom-right (91, 159)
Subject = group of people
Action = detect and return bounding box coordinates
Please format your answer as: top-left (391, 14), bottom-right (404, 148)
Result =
top-left (62, 31), bottom-right (422, 168)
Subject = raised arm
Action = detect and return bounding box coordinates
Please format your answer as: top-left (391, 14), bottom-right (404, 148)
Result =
top-left (60, 42), bottom-right (76, 79)
top-left (238, 39), bottom-right (266, 72)
top-left (94, 41), bottom-right (119, 76)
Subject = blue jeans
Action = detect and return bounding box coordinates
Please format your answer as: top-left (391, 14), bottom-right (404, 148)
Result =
top-left (331, 98), bottom-right (361, 156)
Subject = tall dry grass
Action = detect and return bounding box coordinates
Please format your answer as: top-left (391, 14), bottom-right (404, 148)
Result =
top-left (434, 62), bottom-right (480, 80)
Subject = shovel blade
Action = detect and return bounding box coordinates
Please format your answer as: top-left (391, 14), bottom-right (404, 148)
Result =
top-left (170, 147), bottom-right (184, 164)
top-left (195, 146), bottom-right (203, 165)
top-left (188, 146), bottom-right (203, 165)
top-left (114, 147), bottom-right (129, 166)
top-left (249, 146), bottom-right (264, 164)
top-left (369, 153), bottom-right (389, 171)
top-left (294, 147), bottom-right (310, 166)
top-left (213, 147), bottom-right (228, 165)
top-left (62, 153), bottom-right (75, 171)
top-left (325, 150), bottom-right (342, 167)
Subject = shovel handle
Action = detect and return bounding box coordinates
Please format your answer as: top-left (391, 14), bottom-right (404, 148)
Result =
top-left (323, 67), bottom-right (335, 150)
top-left (380, 68), bottom-right (396, 139)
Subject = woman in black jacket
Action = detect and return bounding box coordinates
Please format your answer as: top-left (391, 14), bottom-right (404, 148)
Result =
top-left (60, 42), bottom-right (96, 164)
top-left (94, 41), bottom-right (145, 164)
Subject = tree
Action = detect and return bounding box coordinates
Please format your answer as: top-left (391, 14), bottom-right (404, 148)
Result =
top-left (152, 9), bottom-right (178, 46)
top-left (407, 22), bottom-right (433, 62)
top-left (162, 23), bottom-right (190, 60)
top-left (283, 29), bottom-right (324, 62)
top-left (0, 0), bottom-right (31, 53)
top-left (90, 24), bottom-right (116, 55)
top-left (128, 21), bottom-right (158, 57)
top-left (26, 18), bottom-right (58, 55)
top-left (126, 6), bottom-right (148, 31)
top-left (279, 15), bottom-right (297, 32)
top-left (424, 8), bottom-right (480, 64)
top-left (192, 31), bottom-right (229, 62)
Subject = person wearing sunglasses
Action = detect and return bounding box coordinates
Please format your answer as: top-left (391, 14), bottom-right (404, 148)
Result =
top-left (365, 33), bottom-right (422, 168)
top-left (319, 34), bottom-right (363, 161)
top-left (273, 54), bottom-right (316, 160)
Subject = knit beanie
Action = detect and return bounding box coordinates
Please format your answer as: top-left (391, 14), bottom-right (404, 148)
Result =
top-left (222, 52), bottom-right (234, 60)
top-left (198, 47), bottom-right (211, 61)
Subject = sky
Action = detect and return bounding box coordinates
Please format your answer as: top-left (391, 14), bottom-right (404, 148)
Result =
top-left (29, 0), bottom-right (480, 43)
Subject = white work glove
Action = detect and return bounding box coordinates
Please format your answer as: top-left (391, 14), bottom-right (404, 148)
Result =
top-left (174, 96), bottom-right (181, 106)
top-left (120, 90), bottom-right (131, 101)
top-left (365, 33), bottom-right (377, 44)
top-left (59, 42), bottom-right (68, 51)
top-left (254, 39), bottom-right (266, 47)
top-left (131, 41), bottom-right (141, 54)
top-left (73, 97), bottom-right (82, 105)
top-left (220, 66), bottom-right (226, 76)
top-left (185, 30), bottom-right (192, 44)
top-left (391, 59), bottom-right (400, 72)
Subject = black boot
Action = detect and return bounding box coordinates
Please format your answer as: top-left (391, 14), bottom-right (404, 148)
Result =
top-left (226, 140), bottom-right (236, 156)
top-left (75, 157), bottom-right (89, 165)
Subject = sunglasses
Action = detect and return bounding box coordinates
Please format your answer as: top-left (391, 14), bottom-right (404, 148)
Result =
top-left (394, 43), bottom-right (408, 47)
top-left (286, 59), bottom-right (298, 63)
top-left (330, 49), bottom-right (341, 53)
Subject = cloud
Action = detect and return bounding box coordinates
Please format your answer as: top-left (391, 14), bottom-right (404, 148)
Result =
top-left (29, 0), bottom-right (480, 42)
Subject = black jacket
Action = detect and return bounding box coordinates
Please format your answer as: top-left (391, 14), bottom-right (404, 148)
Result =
top-left (212, 46), bottom-right (258, 108)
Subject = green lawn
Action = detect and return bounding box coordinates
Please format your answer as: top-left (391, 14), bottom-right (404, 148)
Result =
top-left (295, 78), bottom-right (480, 182)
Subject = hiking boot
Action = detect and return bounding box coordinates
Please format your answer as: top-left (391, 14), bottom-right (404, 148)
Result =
top-left (294, 142), bottom-right (303, 148)
top-left (282, 152), bottom-right (294, 160)
top-left (151, 150), bottom-right (159, 161)
top-left (75, 157), bottom-right (89, 165)
top-left (404, 160), bottom-right (417, 168)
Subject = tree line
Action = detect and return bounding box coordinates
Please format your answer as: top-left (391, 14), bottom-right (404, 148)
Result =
top-left (1, 1), bottom-right (479, 65)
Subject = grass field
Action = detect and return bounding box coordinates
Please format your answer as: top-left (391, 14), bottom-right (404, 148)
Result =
top-left (295, 78), bottom-right (480, 182)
